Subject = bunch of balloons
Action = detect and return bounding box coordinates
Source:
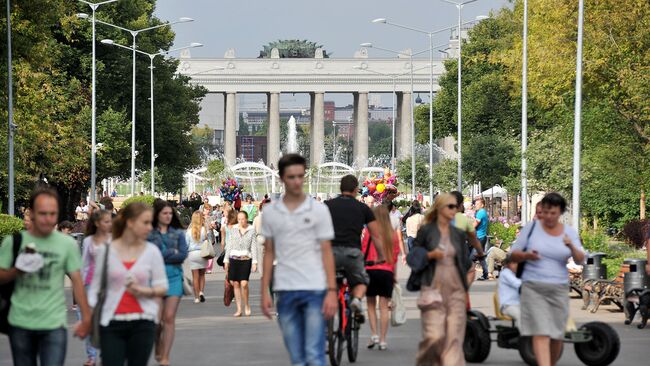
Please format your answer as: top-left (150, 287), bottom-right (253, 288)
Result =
top-left (219, 177), bottom-right (243, 203)
top-left (362, 168), bottom-right (399, 203)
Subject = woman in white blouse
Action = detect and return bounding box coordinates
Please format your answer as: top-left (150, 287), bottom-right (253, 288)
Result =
top-left (224, 211), bottom-right (257, 317)
top-left (88, 202), bottom-right (168, 366)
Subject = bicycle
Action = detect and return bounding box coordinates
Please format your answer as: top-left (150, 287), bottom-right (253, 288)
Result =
top-left (327, 268), bottom-right (361, 366)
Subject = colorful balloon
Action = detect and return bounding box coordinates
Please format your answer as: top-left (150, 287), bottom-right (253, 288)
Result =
top-left (376, 183), bottom-right (386, 193)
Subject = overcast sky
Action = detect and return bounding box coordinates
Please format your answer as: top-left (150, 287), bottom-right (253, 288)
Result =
top-left (154, 0), bottom-right (513, 109)
top-left (154, 0), bottom-right (512, 59)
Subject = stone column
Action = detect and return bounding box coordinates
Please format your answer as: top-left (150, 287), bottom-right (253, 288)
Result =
top-left (353, 92), bottom-right (369, 167)
top-left (310, 92), bottom-right (325, 166)
top-left (396, 92), bottom-right (412, 159)
top-left (267, 92), bottom-right (281, 168)
top-left (224, 92), bottom-right (237, 165)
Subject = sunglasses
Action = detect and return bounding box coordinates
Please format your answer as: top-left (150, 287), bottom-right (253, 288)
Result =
top-left (446, 204), bottom-right (458, 210)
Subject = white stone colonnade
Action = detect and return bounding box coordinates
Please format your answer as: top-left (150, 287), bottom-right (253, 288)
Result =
top-left (178, 48), bottom-right (446, 167)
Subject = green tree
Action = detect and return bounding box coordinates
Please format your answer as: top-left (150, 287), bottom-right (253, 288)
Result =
top-left (397, 157), bottom-right (431, 193)
top-left (431, 159), bottom-right (458, 193)
top-left (0, 0), bottom-right (205, 217)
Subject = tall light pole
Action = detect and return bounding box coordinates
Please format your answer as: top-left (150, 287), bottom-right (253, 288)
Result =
top-left (6, 0), bottom-right (14, 215)
top-left (441, 0), bottom-right (479, 192)
top-left (371, 17), bottom-right (484, 200)
top-left (355, 65), bottom-right (422, 171)
top-left (521, 0), bottom-right (529, 224)
top-left (361, 44), bottom-right (444, 197)
top-left (94, 17), bottom-right (193, 196)
top-left (77, 0), bottom-right (118, 202)
top-left (572, 0), bottom-right (585, 228)
top-left (101, 40), bottom-right (203, 195)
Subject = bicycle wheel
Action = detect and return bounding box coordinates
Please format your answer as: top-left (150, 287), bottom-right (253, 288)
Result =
top-left (346, 312), bottom-right (359, 362)
top-left (328, 308), bottom-right (344, 366)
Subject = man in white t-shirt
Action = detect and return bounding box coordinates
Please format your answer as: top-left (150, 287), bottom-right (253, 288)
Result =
top-left (260, 154), bottom-right (337, 366)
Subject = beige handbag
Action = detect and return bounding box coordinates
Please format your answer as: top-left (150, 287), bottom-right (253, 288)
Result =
top-left (200, 240), bottom-right (216, 259)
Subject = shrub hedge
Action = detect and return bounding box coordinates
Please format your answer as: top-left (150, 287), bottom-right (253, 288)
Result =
top-left (0, 214), bottom-right (24, 238)
top-left (489, 222), bottom-right (520, 249)
top-left (621, 219), bottom-right (649, 249)
top-left (121, 195), bottom-right (157, 208)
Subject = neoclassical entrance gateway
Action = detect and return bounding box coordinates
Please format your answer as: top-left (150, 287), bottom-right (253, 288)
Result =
top-left (177, 47), bottom-right (446, 167)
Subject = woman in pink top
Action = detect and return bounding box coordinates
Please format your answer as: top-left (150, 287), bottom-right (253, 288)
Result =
top-left (362, 205), bottom-right (400, 351)
top-left (79, 209), bottom-right (112, 366)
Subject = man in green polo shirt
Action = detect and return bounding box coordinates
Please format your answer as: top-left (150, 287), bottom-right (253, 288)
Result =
top-left (0, 188), bottom-right (91, 366)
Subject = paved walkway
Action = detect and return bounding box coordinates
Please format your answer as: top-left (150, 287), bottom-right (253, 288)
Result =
top-left (0, 263), bottom-right (647, 365)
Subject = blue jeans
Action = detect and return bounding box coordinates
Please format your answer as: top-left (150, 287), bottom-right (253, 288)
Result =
top-left (276, 290), bottom-right (326, 366)
top-left (470, 236), bottom-right (489, 279)
top-left (76, 294), bottom-right (98, 361)
top-left (8, 326), bottom-right (67, 366)
top-left (407, 236), bottom-right (416, 252)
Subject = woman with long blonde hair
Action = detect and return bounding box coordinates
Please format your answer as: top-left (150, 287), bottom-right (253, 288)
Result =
top-left (362, 205), bottom-right (401, 350)
top-left (185, 211), bottom-right (210, 303)
top-left (411, 193), bottom-right (472, 365)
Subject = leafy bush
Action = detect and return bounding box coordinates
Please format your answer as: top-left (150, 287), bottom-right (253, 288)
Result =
top-left (622, 219), bottom-right (649, 249)
top-left (490, 222), bottom-right (520, 249)
top-left (0, 214), bottom-right (24, 238)
top-left (121, 195), bottom-right (157, 208)
top-left (580, 230), bottom-right (609, 253)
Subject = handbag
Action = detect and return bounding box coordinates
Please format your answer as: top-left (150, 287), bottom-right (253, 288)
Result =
top-left (216, 252), bottom-right (226, 267)
top-left (223, 275), bottom-right (234, 307)
top-left (90, 243), bottom-right (110, 348)
top-left (200, 240), bottom-right (216, 259)
top-left (417, 286), bottom-right (443, 311)
top-left (516, 220), bottom-right (537, 278)
top-left (0, 234), bottom-right (22, 334)
top-left (390, 284), bottom-right (407, 326)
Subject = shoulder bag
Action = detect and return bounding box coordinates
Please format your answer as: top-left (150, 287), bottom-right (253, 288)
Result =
top-left (90, 243), bottom-right (110, 348)
top-left (390, 284), bottom-right (407, 326)
top-left (516, 220), bottom-right (537, 278)
top-left (0, 233), bottom-right (23, 334)
top-left (200, 240), bottom-right (216, 259)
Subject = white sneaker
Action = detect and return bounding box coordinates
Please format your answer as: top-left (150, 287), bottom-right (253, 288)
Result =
top-left (349, 297), bottom-right (362, 314)
top-left (194, 298), bottom-right (200, 304)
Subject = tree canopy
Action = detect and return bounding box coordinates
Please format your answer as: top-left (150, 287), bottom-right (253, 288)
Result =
top-left (419, 0), bottom-right (649, 228)
top-left (0, 0), bottom-right (206, 217)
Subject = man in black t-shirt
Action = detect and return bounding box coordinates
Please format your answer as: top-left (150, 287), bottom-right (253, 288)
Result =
top-left (326, 175), bottom-right (385, 314)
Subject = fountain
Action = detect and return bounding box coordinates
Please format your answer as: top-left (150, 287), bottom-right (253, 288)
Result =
top-left (286, 116), bottom-right (298, 153)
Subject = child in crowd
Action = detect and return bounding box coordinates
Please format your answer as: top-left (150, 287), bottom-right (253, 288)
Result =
top-left (498, 254), bottom-right (522, 326)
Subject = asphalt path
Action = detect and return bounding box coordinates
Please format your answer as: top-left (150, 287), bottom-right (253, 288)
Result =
top-left (0, 263), bottom-right (647, 365)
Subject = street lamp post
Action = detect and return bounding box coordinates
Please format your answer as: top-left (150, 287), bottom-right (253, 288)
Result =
top-left (354, 65), bottom-right (420, 171)
top-left (572, 0), bottom-right (585, 228)
top-left (6, 0), bottom-right (14, 215)
top-left (78, 0), bottom-right (118, 202)
top-left (371, 17), bottom-right (483, 202)
top-left (361, 43), bottom-right (446, 197)
top-left (441, 0), bottom-right (479, 192)
top-left (521, 0), bottom-right (529, 224)
top-left (94, 17), bottom-right (193, 196)
top-left (101, 40), bottom-right (203, 194)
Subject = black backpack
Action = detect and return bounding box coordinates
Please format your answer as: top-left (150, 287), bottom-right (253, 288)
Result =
top-left (0, 233), bottom-right (23, 334)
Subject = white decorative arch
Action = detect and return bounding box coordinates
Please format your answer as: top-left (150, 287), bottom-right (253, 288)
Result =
top-left (230, 162), bottom-right (279, 196)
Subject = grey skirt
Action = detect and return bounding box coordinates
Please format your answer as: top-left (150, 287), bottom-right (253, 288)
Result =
top-left (520, 281), bottom-right (569, 340)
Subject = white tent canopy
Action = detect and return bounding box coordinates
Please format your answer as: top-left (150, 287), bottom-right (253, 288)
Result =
top-left (481, 186), bottom-right (507, 198)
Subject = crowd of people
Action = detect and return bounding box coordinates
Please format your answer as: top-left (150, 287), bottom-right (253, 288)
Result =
top-left (1, 152), bottom-right (648, 366)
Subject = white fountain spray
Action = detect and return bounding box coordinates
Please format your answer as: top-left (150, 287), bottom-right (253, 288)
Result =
top-left (286, 116), bottom-right (298, 153)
